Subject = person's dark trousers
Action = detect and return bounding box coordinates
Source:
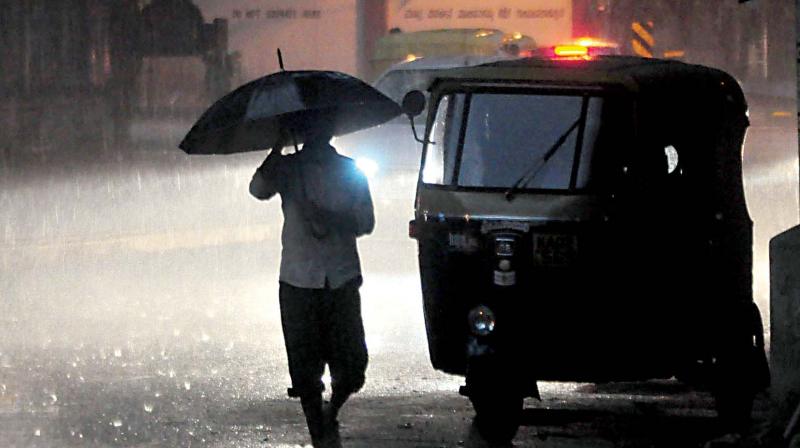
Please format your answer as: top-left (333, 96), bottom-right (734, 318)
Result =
top-left (279, 276), bottom-right (368, 443)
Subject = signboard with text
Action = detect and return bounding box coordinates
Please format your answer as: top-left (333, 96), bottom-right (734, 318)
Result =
top-left (387, 0), bottom-right (573, 47)
top-left (193, 0), bottom-right (359, 82)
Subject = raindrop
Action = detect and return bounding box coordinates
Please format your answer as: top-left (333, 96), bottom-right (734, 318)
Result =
top-left (201, 333), bottom-right (210, 342)
top-left (184, 381), bottom-right (191, 390)
top-left (34, 429), bottom-right (41, 437)
top-left (144, 403), bottom-right (154, 413)
top-left (113, 419), bottom-right (123, 427)
top-left (50, 394), bottom-right (57, 403)
top-left (168, 369), bottom-right (176, 378)
top-left (114, 348), bottom-right (122, 358)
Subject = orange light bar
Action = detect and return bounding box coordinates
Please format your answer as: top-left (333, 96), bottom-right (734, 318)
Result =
top-left (553, 45), bottom-right (589, 57)
top-left (573, 37), bottom-right (616, 48)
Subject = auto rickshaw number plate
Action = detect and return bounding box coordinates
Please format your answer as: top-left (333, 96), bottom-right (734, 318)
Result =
top-left (533, 234), bottom-right (578, 267)
top-left (494, 270), bottom-right (516, 286)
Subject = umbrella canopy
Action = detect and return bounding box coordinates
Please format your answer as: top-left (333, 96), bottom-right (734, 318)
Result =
top-left (179, 70), bottom-right (402, 155)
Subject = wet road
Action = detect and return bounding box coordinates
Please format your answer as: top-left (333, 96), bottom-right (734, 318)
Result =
top-left (0, 142), bottom-right (786, 447)
top-left (0, 147), bottom-right (457, 447)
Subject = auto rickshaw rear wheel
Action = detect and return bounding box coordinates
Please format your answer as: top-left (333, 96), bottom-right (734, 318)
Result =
top-left (711, 302), bottom-right (770, 433)
top-left (713, 384), bottom-right (755, 432)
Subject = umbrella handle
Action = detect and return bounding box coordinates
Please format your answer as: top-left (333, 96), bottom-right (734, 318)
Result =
top-left (277, 48), bottom-right (285, 71)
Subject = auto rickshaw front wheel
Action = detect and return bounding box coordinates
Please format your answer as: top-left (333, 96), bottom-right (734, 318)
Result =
top-left (464, 358), bottom-right (525, 445)
top-left (469, 389), bottom-right (524, 445)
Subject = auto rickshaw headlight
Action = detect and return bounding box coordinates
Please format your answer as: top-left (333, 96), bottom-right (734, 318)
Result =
top-left (468, 306), bottom-right (496, 336)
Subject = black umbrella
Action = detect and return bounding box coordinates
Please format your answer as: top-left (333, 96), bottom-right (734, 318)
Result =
top-left (179, 67), bottom-right (402, 155)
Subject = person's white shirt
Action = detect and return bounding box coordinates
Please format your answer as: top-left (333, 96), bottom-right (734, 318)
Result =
top-left (249, 141), bottom-right (375, 289)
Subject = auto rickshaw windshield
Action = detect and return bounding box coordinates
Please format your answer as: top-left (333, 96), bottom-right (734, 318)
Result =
top-left (422, 91), bottom-right (604, 190)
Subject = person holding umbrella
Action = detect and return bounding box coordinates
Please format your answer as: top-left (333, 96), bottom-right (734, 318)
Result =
top-left (179, 62), bottom-right (400, 447)
top-left (249, 116), bottom-right (374, 448)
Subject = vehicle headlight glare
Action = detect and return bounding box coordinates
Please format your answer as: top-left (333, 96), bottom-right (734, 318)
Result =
top-left (356, 157), bottom-right (379, 178)
top-left (468, 305), bottom-right (496, 336)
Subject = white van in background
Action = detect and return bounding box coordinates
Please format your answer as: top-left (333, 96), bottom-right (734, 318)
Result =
top-left (335, 54), bottom-right (516, 182)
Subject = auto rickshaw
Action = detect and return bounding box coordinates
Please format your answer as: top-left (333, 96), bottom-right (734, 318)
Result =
top-left (403, 55), bottom-right (770, 443)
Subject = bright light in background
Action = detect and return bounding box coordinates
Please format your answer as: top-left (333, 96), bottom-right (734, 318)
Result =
top-left (356, 157), bottom-right (379, 178)
top-left (404, 53), bottom-right (420, 62)
top-left (573, 37), bottom-right (617, 48)
top-left (554, 45), bottom-right (589, 58)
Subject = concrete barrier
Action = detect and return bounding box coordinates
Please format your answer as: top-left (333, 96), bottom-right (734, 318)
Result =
top-left (770, 225), bottom-right (800, 422)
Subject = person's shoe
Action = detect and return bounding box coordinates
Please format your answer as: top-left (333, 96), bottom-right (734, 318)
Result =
top-left (321, 403), bottom-right (342, 448)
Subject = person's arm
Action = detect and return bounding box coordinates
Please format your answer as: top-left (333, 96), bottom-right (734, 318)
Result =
top-left (249, 149), bottom-right (284, 200)
top-left (350, 171), bottom-right (375, 237)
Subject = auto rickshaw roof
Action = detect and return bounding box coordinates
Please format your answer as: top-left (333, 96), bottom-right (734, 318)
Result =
top-left (427, 55), bottom-right (746, 106)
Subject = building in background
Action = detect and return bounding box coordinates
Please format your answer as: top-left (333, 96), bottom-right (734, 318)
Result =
top-left (385, 0), bottom-right (573, 46)
top-left (0, 0), bottom-right (231, 151)
top-left (193, 0), bottom-right (383, 83)
top-left (0, 0), bottom-right (793, 151)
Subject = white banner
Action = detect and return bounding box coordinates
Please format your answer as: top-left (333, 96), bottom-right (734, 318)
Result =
top-left (387, 0), bottom-right (573, 46)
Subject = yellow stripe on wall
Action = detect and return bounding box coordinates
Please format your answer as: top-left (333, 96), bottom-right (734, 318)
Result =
top-left (631, 39), bottom-right (653, 58)
top-left (631, 21), bottom-right (655, 47)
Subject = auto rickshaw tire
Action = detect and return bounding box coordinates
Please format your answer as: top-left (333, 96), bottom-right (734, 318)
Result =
top-left (675, 361), bottom-right (711, 388)
top-left (713, 384), bottom-right (755, 432)
top-left (469, 389), bottom-right (523, 445)
top-left (711, 302), bottom-right (767, 433)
